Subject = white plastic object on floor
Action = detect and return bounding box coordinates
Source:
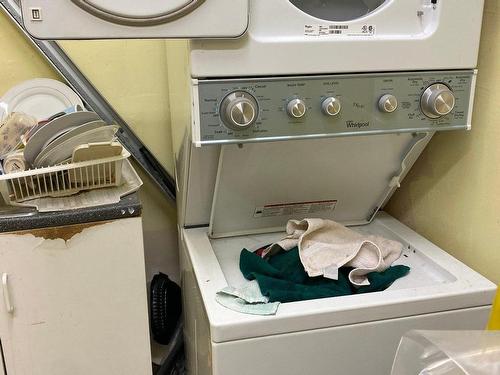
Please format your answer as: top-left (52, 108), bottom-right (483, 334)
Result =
top-left (391, 330), bottom-right (500, 375)
top-left (0, 147), bottom-right (129, 204)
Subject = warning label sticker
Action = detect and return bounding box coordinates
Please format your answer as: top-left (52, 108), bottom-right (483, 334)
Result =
top-left (254, 200), bottom-right (337, 218)
top-left (304, 24), bottom-right (376, 37)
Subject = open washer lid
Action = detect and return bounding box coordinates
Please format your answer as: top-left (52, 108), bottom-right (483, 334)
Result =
top-left (209, 133), bottom-right (433, 238)
top-left (71, 0), bottom-right (204, 26)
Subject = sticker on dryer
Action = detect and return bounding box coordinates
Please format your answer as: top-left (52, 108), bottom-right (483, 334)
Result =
top-left (304, 24), bottom-right (376, 37)
top-left (254, 200), bottom-right (337, 218)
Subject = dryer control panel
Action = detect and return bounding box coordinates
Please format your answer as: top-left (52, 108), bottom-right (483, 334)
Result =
top-left (194, 70), bottom-right (476, 145)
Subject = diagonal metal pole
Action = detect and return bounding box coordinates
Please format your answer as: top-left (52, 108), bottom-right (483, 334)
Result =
top-left (0, 0), bottom-right (176, 201)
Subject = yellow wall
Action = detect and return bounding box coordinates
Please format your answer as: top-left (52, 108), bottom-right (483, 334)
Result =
top-left (165, 40), bottom-right (191, 157)
top-left (0, 11), bottom-right (59, 93)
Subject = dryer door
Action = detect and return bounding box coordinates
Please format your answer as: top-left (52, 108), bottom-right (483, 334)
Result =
top-left (21, 0), bottom-right (249, 39)
top-left (289, 0), bottom-right (388, 22)
top-left (71, 0), bottom-right (204, 26)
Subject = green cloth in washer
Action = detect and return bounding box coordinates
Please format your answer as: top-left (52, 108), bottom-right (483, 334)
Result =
top-left (240, 247), bottom-right (410, 303)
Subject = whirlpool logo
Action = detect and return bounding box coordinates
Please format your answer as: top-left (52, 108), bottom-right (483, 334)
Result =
top-left (346, 120), bottom-right (370, 129)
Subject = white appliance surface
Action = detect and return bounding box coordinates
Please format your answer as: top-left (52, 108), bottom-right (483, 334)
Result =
top-left (183, 212), bottom-right (496, 343)
top-left (20, 0), bottom-right (249, 39)
top-left (190, 0), bottom-right (485, 77)
top-left (209, 307), bottom-right (491, 375)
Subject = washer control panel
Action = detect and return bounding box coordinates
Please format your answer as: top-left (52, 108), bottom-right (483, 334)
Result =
top-left (195, 70), bottom-right (475, 144)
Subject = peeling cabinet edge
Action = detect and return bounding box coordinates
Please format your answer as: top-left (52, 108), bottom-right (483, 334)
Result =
top-left (0, 220), bottom-right (108, 241)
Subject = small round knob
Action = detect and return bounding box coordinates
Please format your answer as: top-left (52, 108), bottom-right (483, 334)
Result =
top-left (420, 83), bottom-right (456, 119)
top-left (220, 91), bottom-right (259, 130)
top-left (378, 94), bottom-right (398, 113)
top-left (322, 97), bottom-right (342, 117)
top-left (287, 98), bottom-right (307, 119)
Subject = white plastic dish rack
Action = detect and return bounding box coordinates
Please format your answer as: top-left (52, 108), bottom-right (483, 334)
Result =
top-left (0, 148), bottom-right (130, 204)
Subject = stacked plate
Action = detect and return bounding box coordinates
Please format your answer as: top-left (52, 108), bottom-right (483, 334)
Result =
top-left (25, 111), bottom-right (119, 167)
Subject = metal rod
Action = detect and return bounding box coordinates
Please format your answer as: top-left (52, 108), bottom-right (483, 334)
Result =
top-left (0, 0), bottom-right (176, 201)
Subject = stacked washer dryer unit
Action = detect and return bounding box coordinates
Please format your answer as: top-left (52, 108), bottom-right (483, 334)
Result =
top-left (19, 1), bottom-right (496, 375)
top-left (180, 2), bottom-right (496, 375)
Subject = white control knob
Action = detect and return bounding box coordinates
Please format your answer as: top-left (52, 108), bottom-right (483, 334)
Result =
top-left (287, 98), bottom-right (307, 119)
top-left (322, 97), bottom-right (342, 117)
top-left (220, 91), bottom-right (259, 130)
top-left (420, 83), bottom-right (456, 119)
top-left (378, 94), bottom-right (398, 113)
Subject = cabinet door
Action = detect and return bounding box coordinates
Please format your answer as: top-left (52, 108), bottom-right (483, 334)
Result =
top-left (0, 218), bottom-right (152, 375)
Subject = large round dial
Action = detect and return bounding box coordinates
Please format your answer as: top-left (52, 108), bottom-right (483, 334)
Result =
top-left (287, 98), bottom-right (307, 119)
top-left (420, 83), bottom-right (456, 119)
top-left (219, 91), bottom-right (259, 130)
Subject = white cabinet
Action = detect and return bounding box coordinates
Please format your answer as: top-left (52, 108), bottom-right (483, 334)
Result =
top-left (0, 218), bottom-right (152, 375)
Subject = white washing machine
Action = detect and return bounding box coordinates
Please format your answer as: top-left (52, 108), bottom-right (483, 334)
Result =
top-left (180, 214), bottom-right (494, 375)
top-left (21, 1), bottom-right (496, 374)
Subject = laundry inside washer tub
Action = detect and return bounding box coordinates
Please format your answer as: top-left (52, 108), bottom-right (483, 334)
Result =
top-left (243, 247), bottom-right (410, 302)
top-left (216, 219), bottom-right (411, 315)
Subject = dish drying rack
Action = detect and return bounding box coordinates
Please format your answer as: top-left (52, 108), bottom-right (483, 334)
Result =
top-left (0, 148), bottom-right (130, 204)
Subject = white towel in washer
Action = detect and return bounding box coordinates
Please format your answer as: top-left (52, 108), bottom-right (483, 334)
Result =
top-left (262, 219), bottom-right (403, 286)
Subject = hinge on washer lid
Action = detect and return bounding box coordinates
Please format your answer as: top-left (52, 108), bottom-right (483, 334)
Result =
top-left (367, 207), bottom-right (380, 222)
top-left (368, 177), bottom-right (401, 222)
